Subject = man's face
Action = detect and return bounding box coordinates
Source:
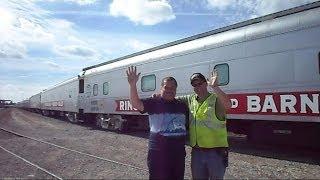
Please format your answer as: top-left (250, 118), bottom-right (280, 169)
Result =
top-left (191, 79), bottom-right (207, 95)
top-left (160, 80), bottom-right (177, 101)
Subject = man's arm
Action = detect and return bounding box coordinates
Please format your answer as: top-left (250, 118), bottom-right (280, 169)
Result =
top-left (126, 66), bottom-right (144, 111)
top-left (212, 86), bottom-right (231, 111)
top-left (176, 95), bottom-right (189, 105)
top-left (152, 93), bottom-right (189, 105)
top-left (208, 70), bottom-right (231, 111)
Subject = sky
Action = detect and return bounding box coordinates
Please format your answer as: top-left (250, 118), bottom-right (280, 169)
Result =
top-left (0, 0), bottom-right (318, 102)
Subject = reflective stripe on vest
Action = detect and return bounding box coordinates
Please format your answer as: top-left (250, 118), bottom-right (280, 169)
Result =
top-left (189, 93), bottom-right (228, 148)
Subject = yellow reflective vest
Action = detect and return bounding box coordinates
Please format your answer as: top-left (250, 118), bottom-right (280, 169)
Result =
top-left (188, 93), bottom-right (228, 148)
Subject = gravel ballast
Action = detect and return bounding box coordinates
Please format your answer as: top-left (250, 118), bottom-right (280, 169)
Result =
top-left (0, 108), bottom-right (319, 179)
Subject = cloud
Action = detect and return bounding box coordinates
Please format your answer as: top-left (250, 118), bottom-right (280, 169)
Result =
top-left (109, 0), bottom-right (175, 25)
top-left (0, 40), bottom-right (27, 59)
top-left (54, 45), bottom-right (96, 57)
top-left (126, 39), bottom-right (153, 51)
top-left (0, 82), bottom-right (45, 103)
top-left (17, 18), bottom-right (55, 43)
top-left (207, 0), bottom-right (237, 10)
top-left (48, 18), bottom-right (75, 30)
top-left (31, 0), bottom-right (98, 6)
top-left (203, 0), bottom-right (318, 26)
top-left (67, 35), bottom-right (87, 45)
top-left (0, 57), bottom-right (84, 75)
top-left (0, 0), bottom-right (102, 59)
top-left (62, 0), bottom-right (98, 5)
top-left (43, 61), bottom-right (61, 69)
top-left (0, 58), bottom-right (56, 72)
top-left (253, 0), bottom-right (318, 16)
top-left (206, 0), bottom-right (318, 16)
top-left (0, 0), bottom-right (103, 102)
top-left (0, 6), bottom-right (15, 30)
top-left (0, 0), bottom-right (54, 58)
top-left (0, 5), bottom-right (27, 58)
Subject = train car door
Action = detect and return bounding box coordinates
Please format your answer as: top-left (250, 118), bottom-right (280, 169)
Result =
top-left (78, 78), bottom-right (85, 114)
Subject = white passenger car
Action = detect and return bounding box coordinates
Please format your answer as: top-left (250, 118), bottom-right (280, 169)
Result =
top-left (79, 2), bottom-right (320, 146)
top-left (40, 77), bottom-right (79, 122)
top-left (29, 93), bottom-right (41, 113)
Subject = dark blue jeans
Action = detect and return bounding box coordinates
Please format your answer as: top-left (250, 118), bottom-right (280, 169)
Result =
top-left (148, 133), bottom-right (186, 180)
top-left (191, 148), bottom-right (228, 180)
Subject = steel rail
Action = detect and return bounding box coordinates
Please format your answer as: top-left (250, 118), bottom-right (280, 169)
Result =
top-left (0, 145), bottom-right (63, 180)
top-left (0, 127), bottom-right (148, 172)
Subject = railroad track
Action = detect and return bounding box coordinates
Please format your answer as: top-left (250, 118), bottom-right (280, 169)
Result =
top-left (0, 127), bottom-right (148, 179)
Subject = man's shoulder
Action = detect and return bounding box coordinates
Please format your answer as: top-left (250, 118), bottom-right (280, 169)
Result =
top-left (208, 93), bottom-right (217, 100)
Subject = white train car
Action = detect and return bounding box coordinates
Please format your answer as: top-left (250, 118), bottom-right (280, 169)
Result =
top-left (40, 77), bottom-right (79, 122)
top-left (29, 93), bottom-right (41, 113)
top-left (77, 2), bottom-right (320, 146)
top-left (16, 99), bottom-right (30, 110)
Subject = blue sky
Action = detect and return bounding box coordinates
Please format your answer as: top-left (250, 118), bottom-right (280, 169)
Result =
top-left (0, 0), bottom-right (317, 102)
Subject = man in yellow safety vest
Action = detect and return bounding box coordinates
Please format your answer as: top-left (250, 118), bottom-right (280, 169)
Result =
top-left (182, 70), bottom-right (231, 179)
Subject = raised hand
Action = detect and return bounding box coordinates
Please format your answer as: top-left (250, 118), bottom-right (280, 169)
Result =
top-left (207, 69), bottom-right (219, 88)
top-left (126, 66), bottom-right (141, 85)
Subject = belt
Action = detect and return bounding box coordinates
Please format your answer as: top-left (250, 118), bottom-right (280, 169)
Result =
top-left (149, 132), bottom-right (185, 140)
top-left (192, 146), bottom-right (228, 152)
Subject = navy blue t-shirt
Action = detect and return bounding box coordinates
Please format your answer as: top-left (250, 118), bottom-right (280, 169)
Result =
top-left (141, 97), bottom-right (189, 137)
top-left (141, 97), bottom-right (189, 150)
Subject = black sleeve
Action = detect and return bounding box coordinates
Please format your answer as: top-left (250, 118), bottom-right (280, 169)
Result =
top-left (183, 103), bottom-right (190, 146)
top-left (176, 101), bottom-right (189, 130)
top-left (184, 103), bottom-right (189, 131)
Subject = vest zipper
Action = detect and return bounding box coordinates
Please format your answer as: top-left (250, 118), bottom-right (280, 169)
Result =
top-left (194, 93), bottom-right (212, 147)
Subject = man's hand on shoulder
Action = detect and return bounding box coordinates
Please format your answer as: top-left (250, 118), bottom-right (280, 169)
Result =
top-left (151, 93), bottom-right (161, 99)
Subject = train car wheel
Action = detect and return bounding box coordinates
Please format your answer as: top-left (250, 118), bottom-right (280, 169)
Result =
top-left (95, 114), bottom-right (104, 128)
top-left (67, 112), bottom-right (78, 123)
top-left (113, 115), bottom-right (127, 132)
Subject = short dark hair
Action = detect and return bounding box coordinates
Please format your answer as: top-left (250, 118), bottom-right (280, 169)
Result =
top-left (190, 73), bottom-right (206, 84)
top-left (161, 77), bottom-right (178, 87)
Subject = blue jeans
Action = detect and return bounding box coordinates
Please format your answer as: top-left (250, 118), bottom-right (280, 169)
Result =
top-left (191, 148), bottom-right (228, 180)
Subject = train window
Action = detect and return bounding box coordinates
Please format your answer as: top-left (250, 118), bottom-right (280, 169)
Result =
top-left (79, 79), bottom-right (84, 93)
top-left (93, 84), bottom-right (98, 96)
top-left (141, 74), bottom-right (156, 92)
top-left (103, 82), bottom-right (109, 95)
top-left (86, 84), bottom-right (91, 97)
top-left (214, 63), bottom-right (229, 86)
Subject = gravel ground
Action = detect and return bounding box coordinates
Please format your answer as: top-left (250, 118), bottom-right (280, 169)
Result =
top-left (0, 131), bottom-right (53, 179)
top-left (0, 108), bottom-right (150, 179)
top-left (0, 108), bottom-right (319, 179)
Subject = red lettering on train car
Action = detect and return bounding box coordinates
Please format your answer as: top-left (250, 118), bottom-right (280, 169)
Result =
top-left (228, 91), bottom-right (319, 116)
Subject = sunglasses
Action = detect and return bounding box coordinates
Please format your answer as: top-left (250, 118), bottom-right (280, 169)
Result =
top-left (191, 81), bottom-right (205, 87)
